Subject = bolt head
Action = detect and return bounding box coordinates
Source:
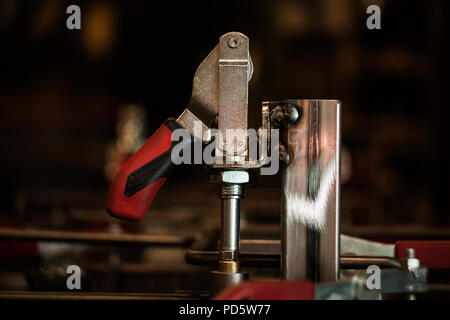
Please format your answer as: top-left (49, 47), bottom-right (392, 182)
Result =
top-left (228, 38), bottom-right (240, 48)
top-left (209, 170), bottom-right (256, 185)
top-left (406, 248), bottom-right (415, 259)
top-left (270, 104), bottom-right (299, 126)
top-left (222, 171), bottom-right (250, 184)
top-left (407, 258), bottom-right (420, 269)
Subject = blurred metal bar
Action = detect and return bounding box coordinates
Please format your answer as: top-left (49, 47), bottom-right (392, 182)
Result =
top-left (341, 234), bottom-right (395, 257)
top-left (0, 228), bottom-right (192, 247)
top-left (281, 99), bottom-right (341, 281)
top-left (186, 248), bottom-right (401, 270)
top-left (186, 250), bottom-right (279, 267)
top-left (0, 291), bottom-right (208, 300)
top-left (340, 256), bottom-right (402, 269)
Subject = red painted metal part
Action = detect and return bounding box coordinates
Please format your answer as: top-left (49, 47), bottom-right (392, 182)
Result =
top-left (106, 123), bottom-right (172, 221)
top-left (0, 241), bottom-right (38, 262)
top-left (395, 241), bottom-right (450, 269)
top-left (214, 281), bottom-right (315, 300)
top-left (0, 219), bottom-right (39, 262)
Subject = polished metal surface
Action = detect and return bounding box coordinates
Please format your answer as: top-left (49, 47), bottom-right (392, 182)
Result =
top-left (279, 99), bottom-right (341, 281)
top-left (218, 182), bottom-right (244, 262)
top-left (210, 270), bottom-right (248, 295)
top-left (220, 195), bottom-right (240, 260)
top-left (210, 180), bottom-right (247, 292)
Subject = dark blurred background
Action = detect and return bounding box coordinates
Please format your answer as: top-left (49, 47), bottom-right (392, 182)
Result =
top-left (0, 0), bottom-right (449, 294)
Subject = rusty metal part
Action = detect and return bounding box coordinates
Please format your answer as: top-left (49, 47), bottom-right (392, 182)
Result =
top-left (178, 32), bottom-right (274, 169)
top-left (176, 32), bottom-right (255, 143)
top-left (177, 109), bottom-right (209, 142)
top-left (216, 32), bottom-right (250, 161)
top-left (187, 32), bottom-right (253, 128)
top-left (188, 43), bottom-right (220, 125)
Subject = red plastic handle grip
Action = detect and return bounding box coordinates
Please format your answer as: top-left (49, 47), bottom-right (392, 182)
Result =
top-left (107, 119), bottom-right (183, 221)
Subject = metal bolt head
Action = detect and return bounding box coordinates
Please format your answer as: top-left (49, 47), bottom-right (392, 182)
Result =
top-left (285, 104), bottom-right (299, 123)
top-left (209, 170), bottom-right (255, 185)
top-left (270, 104), bottom-right (299, 127)
top-left (222, 171), bottom-right (250, 184)
top-left (228, 38), bottom-right (240, 48)
top-left (274, 109), bottom-right (285, 123)
top-left (406, 248), bottom-right (415, 259)
top-left (407, 258), bottom-right (420, 269)
top-left (403, 248), bottom-right (420, 270)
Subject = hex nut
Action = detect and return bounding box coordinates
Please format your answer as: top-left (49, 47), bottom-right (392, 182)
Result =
top-left (209, 170), bottom-right (250, 184)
